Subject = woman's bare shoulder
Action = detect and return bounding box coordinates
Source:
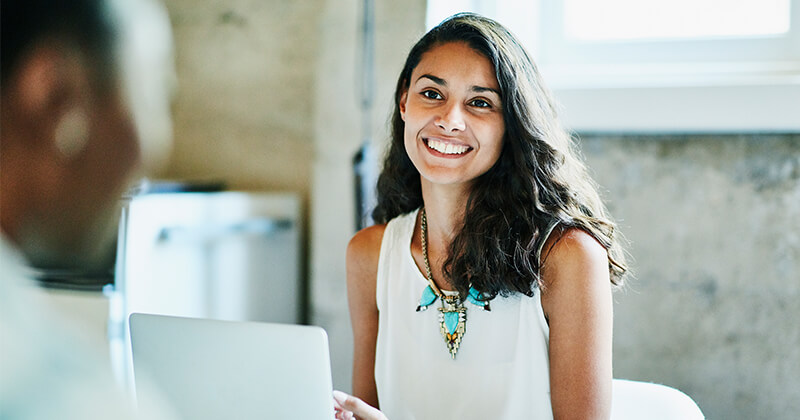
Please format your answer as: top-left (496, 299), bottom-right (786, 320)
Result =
top-left (347, 224), bottom-right (388, 278)
top-left (348, 224), bottom-right (387, 259)
top-left (539, 226), bottom-right (610, 298)
top-left (541, 227), bottom-right (608, 271)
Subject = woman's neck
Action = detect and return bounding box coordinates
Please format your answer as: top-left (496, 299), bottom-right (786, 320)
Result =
top-left (420, 179), bottom-right (471, 252)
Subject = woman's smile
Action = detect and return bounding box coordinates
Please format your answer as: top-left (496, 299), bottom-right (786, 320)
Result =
top-left (423, 137), bottom-right (473, 157)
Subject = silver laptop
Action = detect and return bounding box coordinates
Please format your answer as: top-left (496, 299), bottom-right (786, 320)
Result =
top-left (129, 313), bottom-right (335, 420)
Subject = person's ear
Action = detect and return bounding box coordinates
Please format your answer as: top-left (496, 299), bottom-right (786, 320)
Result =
top-left (398, 87), bottom-right (408, 121)
top-left (15, 46), bottom-right (70, 119)
top-left (13, 44), bottom-right (89, 158)
top-left (17, 44), bottom-right (89, 159)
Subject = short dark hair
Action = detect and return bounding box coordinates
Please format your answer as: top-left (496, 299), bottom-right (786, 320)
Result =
top-left (1, 0), bottom-right (116, 86)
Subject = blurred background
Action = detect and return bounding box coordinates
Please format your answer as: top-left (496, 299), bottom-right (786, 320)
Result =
top-left (40, 0), bottom-right (798, 419)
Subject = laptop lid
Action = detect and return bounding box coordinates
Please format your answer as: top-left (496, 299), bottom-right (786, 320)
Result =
top-left (129, 313), bottom-right (334, 420)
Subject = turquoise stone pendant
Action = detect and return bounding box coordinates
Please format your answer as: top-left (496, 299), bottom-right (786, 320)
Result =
top-left (466, 286), bottom-right (491, 311)
top-left (438, 297), bottom-right (466, 359)
top-left (416, 285), bottom-right (438, 312)
top-left (416, 284), bottom-right (491, 359)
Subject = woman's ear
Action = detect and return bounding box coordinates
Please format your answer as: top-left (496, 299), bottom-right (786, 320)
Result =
top-left (398, 88), bottom-right (408, 121)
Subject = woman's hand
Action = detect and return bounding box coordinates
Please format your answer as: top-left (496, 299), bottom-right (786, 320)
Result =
top-left (333, 390), bottom-right (388, 420)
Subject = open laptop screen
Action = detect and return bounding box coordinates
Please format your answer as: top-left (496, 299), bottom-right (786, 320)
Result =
top-left (129, 313), bottom-right (335, 420)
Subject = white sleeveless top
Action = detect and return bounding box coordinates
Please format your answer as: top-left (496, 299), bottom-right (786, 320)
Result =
top-left (374, 210), bottom-right (554, 420)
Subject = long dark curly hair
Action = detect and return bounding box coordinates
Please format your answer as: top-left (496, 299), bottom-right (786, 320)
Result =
top-left (373, 13), bottom-right (627, 300)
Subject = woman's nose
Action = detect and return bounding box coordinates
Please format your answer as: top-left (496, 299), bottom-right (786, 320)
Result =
top-left (435, 102), bottom-right (466, 132)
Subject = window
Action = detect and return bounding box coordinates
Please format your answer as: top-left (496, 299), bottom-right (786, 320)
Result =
top-left (427, 0), bottom-right (800, 132)
top-left (563, 0), bottom-right (790, 41)
top-left (540, 0), bottom-right (798, 88)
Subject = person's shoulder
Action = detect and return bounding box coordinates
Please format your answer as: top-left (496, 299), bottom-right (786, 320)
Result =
top-left (347, 223), bottom-right (388, 268)
top-left (539, 226), bottom-right (612, 316)
top-left (348, 224), bottom-right (387, 253)
top-left (346, 224), bottom-right (388, 306)
top-left (541, 226), bottom-right (608, 280)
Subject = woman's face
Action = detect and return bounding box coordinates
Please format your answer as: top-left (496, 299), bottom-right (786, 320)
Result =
top-left (399, 41), bottom-right (505, 189)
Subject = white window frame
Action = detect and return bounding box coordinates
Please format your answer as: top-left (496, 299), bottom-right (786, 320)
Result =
top-left (428, 0), bottom-right (800, 133)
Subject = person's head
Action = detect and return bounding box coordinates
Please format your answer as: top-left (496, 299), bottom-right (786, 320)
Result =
top-left (376, 13), bottom-right (568, 216)
top-left (0, 0), bottom-right (174, 269)
top-left (398, 40), bottom-right (505, 190)
top-left (374, 13), bottom-right (626, 297)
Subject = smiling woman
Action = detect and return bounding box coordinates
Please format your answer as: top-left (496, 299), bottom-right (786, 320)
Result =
top-left (335, 12), bottom-right (629, 420)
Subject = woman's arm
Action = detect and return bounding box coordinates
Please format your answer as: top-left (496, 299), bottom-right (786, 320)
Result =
top-left (345, 224), bottom-right (386, 409)
top-left (541, 228), bottom-right (614, 420)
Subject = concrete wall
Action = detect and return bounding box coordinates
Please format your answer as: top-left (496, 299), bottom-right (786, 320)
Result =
top-left (581, 134), bottom-right (800, 420)
top-left (161, 0), bottom-right (322, 196)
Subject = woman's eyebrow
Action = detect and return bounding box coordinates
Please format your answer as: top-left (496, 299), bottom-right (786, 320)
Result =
top-left (472, 85), bottom-right (500, 96)
top-left (416, 74), bottom-right (446, 86)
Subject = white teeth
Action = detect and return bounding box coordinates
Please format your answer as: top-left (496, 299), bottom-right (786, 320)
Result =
top-left (427, 139), bottom-right (469, 155)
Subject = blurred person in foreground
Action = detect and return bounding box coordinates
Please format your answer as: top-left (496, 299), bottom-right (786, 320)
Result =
top-left (1, 0), bottom-right (176, 418)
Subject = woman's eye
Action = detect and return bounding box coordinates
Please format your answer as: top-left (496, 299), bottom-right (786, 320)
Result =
top-left (470, 99), bottom-right (491, 108)
top-left (421, 90), bottom-right (442, 100)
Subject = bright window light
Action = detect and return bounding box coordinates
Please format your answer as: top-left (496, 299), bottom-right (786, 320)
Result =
top-left (564, 0), bottom-right (791, 41)
top-left (425, 0), bottom-right (800, 131)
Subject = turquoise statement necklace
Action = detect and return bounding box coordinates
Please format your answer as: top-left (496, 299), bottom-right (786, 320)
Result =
top-left (416, 208), bottom-right (490, 359)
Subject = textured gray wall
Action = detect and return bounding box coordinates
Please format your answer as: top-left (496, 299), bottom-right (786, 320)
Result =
top-left (582, 134), bottom-right (800, 420)
top-left (162, 0), bottom-right (321, 196)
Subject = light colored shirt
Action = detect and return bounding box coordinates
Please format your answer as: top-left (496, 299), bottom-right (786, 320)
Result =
top-left (374, 210), bottom-right (553, 420)
top-left (0, 235), bottom-right (177, 420)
